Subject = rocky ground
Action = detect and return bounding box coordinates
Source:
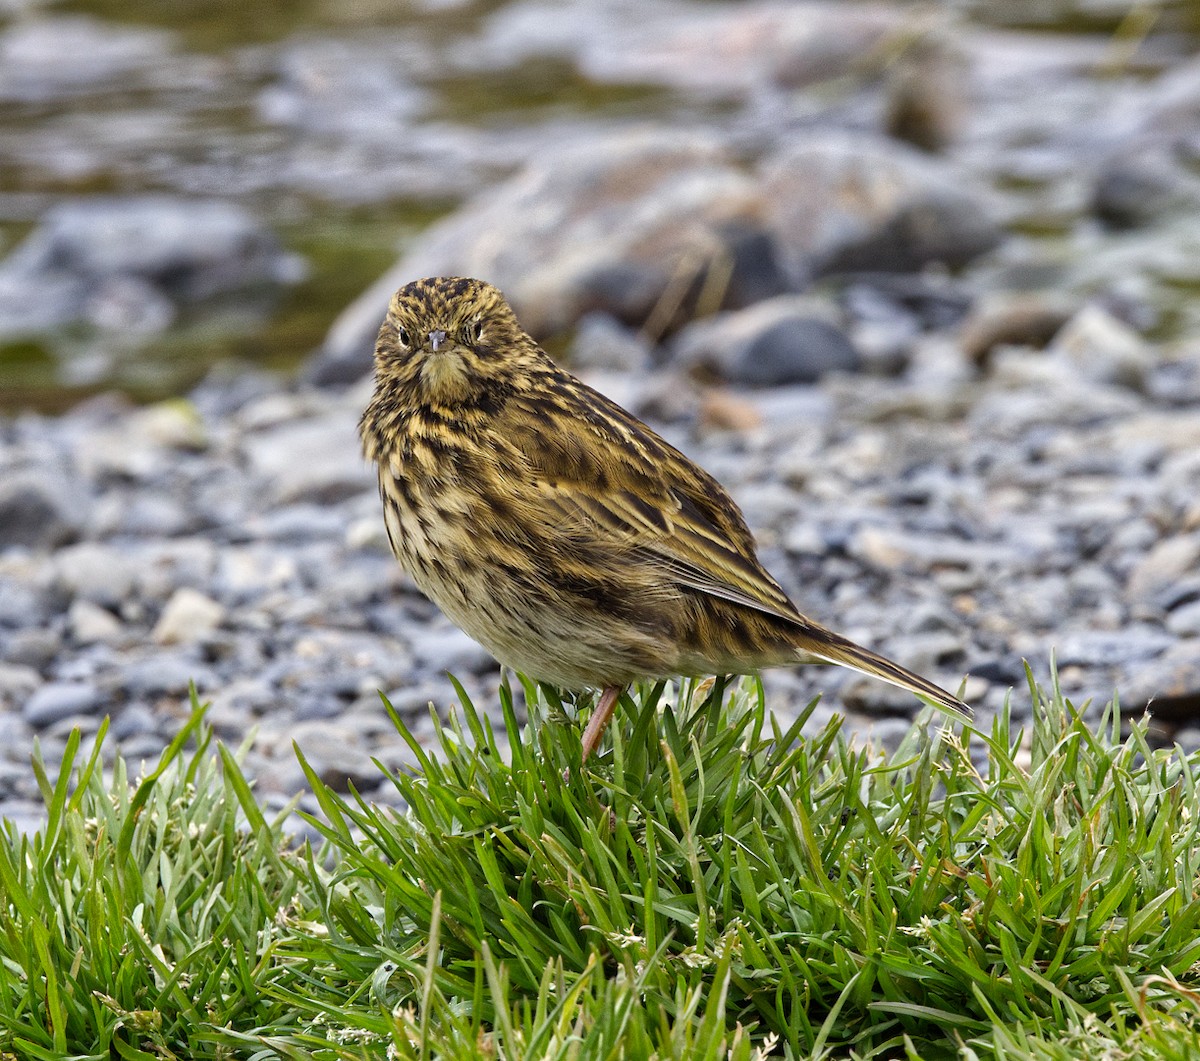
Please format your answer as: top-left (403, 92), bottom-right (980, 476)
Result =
top-left (3, 1), bottom-right (1200, 832)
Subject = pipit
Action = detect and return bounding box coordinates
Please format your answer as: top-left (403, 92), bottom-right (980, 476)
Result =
top-left (360, 277), bottom-right (968, 761)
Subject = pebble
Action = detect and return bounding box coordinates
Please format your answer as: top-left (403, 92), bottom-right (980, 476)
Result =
top-left (66, 599), bottom-right (122, 645)
top-left (110, 703), bottom-right (159, 741)
top-left (153, 587), bottom-right (225, 645)
top-left (958, 293), bottom-right (1077, 365)
top-left (0, 801), bottom-right (47, 838)
top-left (1166, 603), bottom-right (1200, 638)
top-left (241, 411), bottom-right (371, 506)
top-left (1125, 535), bottom-right (1200, 606)
top-left (697, 390), bottom-right (763, 435)
top-left (288, 720), bottom-right (384, 792)
top-left (757, 131), bottom-right (1003, 280)
top-left (3, 628), bottom-right (62, 669)
top-left (54, 543), bottom-right (138, 608)
top-left (22, 682), bottom-right (102, 728)
top-left (1049, 304), bottom-right (1155, 390)
top-left (406, 624), bottom-right (497, 679)
top-left (0, 663), bottom-right (42, 711)
top-left (0, 196), bottom-right (303, 339)
top-left (5, 2), bottom-right (1200, 830)
top-left (0, 579), bottom-right (51, 629)
top-left (0, 471), bottom-right (78, 551)
top-left (672, 295), bottom-right (860, 385)
top-left (122, 654), bottom-right (208, 697)
top-left (1121, 644), bottom-right (1200, 716)
top-left (1056, 628), bottom-right (1174, 670)
top-left (736, 317), bottom-right (860, 386)
top-left (1092, 147), bottom-right (1200, 229)
top-left (567, 313), bottom-right (654, 374)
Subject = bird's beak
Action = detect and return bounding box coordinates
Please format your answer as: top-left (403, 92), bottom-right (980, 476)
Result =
top-left (429, 330), bottom-right (447, 352)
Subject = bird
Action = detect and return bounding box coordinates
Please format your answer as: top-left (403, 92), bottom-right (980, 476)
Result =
top-left (360, 276), bottom-right (969, 762)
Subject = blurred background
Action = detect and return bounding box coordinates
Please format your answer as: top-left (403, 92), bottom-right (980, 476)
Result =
top-left (5, 0), bottom-right (1200, 828)
top-left (3, 0), bottom-right (1200, 409)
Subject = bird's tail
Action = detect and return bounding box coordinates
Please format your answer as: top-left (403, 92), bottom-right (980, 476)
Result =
top-left (795, 622), bottom-right (971, 720)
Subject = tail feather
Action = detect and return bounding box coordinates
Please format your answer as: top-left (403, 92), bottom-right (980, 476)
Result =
top-left (796, 624), bottom-right (971, 720)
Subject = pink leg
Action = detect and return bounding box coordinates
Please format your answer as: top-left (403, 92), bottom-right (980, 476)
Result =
top-left (580, 685), bottom-right (623, 762)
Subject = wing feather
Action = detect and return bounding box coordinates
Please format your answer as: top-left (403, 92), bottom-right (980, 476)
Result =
top-left (503, 377), bottom-right (803, 625)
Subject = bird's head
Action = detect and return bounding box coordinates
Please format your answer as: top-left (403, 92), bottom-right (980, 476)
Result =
top-left (372, 276), bottom-right (540, 406)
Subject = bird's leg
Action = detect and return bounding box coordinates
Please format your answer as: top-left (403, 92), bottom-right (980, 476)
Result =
top-left (580, 685), bottom-right (623, 761)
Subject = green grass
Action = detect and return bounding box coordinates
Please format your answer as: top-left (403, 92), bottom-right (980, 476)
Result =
top-left (2, 669), bottom-right (1200, 1058)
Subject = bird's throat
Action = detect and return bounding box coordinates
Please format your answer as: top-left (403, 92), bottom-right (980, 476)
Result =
top-left (419, 350), bottom-right (473, 404)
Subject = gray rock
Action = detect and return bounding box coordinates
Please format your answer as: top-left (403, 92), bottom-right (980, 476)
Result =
top-left (0, 801), bottom-right (47, 839)
top-left (288, 720), bottom-right (382, 792)
top-left (1057, 627), bottom-right (1174, 669)
top-left (406, 624), bottom-right (496, 678)
top-left (0, 711), bottom-right (34, 761)
top-left (45, 712), bottom-right (103, 740)
top-left (0, 662), bottom-right (41, 711)
top-left (0, 578), bottom-right (52, 629)
top-left (313, 128), bottom-right (761, 378)
top-left (958, 292), bottom-right (1078, 366)
top-left (249, 505), bottom-right (348, 543)
top-left (130, 538), bottom-right (218, 605)
top-left (257, 36), bottom-right (428, 138)
top-left (1092, 147), bottom-right (1200, 229)
top-left (116, 734), bottom-right (173, 766)
top-left (67, 599), bottom-right (123, 645)
top-left (294, 696), bottom-right (348, 722)
top-left (1048, 304), bottom-right (1155, 390)
top-left (839, 671), bottom-right (950, 717)
top-left (572, 220), bottom-right (790, 334)
top-left (758, 132), bottom-right (1003, 280)
top-left (214, 547), bottom-right (301, 603)
top-left (737, 317), bottom-right (860, 386)
top-left (152, 587), bottom-right (224, 645)
top-left (22, 681), bottom-right (101, 727)
top-left (1173, 725), bottom-right (1200, 754)
top-left (1122, 643), bottom-right (1200, 717)
top-left (1166, 601), bottom-right (1200, 639)
top-left (1149, 576), bottom-right (1200, 616)
top-left (122, 655), bottom-right (207, 697)
top-left (101, 493), bottom-right (192, 537)
top-left (54, 543), bottom-right (138, 608)
top-left (566, 313), bottom-right (653, 374)
top-left (110, 703), bottom-right (159, 741)
top-left (3, 627), bottom-right (62, 668)
top-left (1126, 534), bottom-right (1200, 606)
top-left (0, 16), bottom-right (173, 102)
top-left (504, 1), bottom-right (899, 97)
top-left (0, 471), bottom-right (78, 550)
top-left (242, 409), bottom-right (372, 506)
top-left (672, 296), bottom-right (860, 385)
top-left (0, 196), bottom-right (303, 339)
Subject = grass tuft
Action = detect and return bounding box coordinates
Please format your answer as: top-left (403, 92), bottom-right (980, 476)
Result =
top-left (2, 669), bottom-right (1200, 1058)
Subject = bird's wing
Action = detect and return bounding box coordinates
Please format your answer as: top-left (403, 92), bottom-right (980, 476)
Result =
top-left (502, 376), bottom-right (803, 626)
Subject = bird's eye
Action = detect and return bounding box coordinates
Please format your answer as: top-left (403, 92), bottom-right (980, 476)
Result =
top-left (465, 319), bottom-right (483, 343)
top-left (397, 326), bottom-right (410, 347)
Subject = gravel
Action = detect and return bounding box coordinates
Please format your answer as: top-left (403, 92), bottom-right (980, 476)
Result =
top-left (5, 0), bottom-right (1200, 833)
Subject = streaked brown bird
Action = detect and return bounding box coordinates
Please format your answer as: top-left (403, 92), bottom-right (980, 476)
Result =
top-left (360, 277), bottom-right (969, 761)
